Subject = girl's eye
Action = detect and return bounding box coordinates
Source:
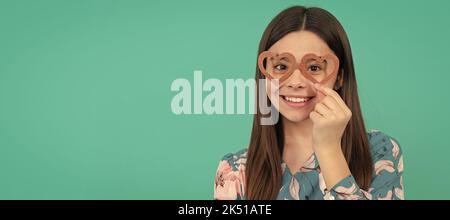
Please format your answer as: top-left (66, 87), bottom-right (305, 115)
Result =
top-left (308, 65), bottom-right (321, 72)
top-left (274, 64), bottom-right (287, 71)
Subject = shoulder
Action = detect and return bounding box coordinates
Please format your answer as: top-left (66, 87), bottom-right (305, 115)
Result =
top-left (214, 148), bottom-right (248, 200)
top-left (220, 148), bottom-right (248, 171)
top-left (367, 130), bottom-right (402, 160)
top-left (367, 130), bottom-right (404, 174)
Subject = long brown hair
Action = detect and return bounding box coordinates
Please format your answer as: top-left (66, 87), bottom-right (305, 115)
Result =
top-left (245, 6), bottom-right (373, 200)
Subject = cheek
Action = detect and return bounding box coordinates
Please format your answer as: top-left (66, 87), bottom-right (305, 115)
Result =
top-left (322, 76), bottom-right (338, 89)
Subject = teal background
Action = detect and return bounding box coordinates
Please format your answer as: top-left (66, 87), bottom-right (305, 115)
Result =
top-left (0, 0), bottom-right (449, 199)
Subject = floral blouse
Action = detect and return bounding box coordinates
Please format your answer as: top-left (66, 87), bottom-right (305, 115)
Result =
top-left (214, 130), bottom-right (404, 200)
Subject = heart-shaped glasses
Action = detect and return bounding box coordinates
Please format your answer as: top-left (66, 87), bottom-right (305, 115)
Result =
top-left (258, 51), bottom-right (340, 85)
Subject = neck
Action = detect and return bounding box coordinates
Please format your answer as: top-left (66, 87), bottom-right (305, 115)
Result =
top-left (281, 117), bottom-right (314, 169)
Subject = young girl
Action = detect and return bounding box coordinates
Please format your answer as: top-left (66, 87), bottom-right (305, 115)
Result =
top-left (214, 6), bottom-right (404, 200)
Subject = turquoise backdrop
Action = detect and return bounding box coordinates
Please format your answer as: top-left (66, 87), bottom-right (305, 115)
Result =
top-left (1, 0), bottom-right (449, 199)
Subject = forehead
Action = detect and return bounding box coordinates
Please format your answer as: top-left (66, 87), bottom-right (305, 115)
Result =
top-left (268, 31), bottom-right (333, 59)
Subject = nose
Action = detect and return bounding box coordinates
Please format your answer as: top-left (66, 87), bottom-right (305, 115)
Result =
top-left (285, 69), bottom-right (310, 89)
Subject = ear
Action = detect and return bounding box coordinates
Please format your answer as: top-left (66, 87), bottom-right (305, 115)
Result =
top-left (334, 70), bottom-right (344, 90)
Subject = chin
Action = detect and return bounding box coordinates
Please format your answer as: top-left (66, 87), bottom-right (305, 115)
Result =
top-left (280, 111), bottom-right (310, 123)
top-left (278, 99), bottom-right (314, 123)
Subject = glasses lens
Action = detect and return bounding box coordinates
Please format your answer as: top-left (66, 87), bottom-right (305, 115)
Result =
top-left (301, 54), bottom-right (339, 84)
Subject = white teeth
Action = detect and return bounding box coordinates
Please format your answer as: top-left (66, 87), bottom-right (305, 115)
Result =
top-left (284, 96), bottom-right (309, 103)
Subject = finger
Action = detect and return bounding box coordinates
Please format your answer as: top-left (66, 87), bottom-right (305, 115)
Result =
top-left (314, 102), bottom-right (335, 118)
top-left (309, 110), bottom-right (323, 121)
top-left (314, 84), bottom-right (346, 107)
top-left (320, 96), bottom-right (346, 115)
top-left (314, 84), bottom-right (351, 115)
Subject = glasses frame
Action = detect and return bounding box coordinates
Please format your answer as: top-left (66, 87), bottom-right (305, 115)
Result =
top-left (257, 51), bottom-right (340, 85)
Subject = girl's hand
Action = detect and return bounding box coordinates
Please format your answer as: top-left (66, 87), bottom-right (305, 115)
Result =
top-left (309, 83), bottom-right (352, 151)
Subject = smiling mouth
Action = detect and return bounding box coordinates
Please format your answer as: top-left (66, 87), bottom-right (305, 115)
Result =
top-left (280, 95), bottom-right (313, 103)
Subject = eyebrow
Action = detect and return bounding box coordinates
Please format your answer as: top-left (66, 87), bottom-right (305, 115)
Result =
top-left (275, 57), bottom-right (292, 63)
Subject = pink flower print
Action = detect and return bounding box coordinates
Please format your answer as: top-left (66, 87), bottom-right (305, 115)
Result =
top-left (281, 162), bottom-right (287, 174)
top-left (238, 164), bottom-right (246, 195)
top-left (378, 190), bottom-right (393, 200)
top-left (214, 161), bottom-right (243, 200)
top-left (289, 177), bottom-right (300, 200)
top-left (391, 139), bottom-right (400, 159)
top-left (334, 183), bottom-right (361, 200)
top-left (394, 176), bottom-right (404, 200)
top-left (394, 187), bottom-right (404, 200)
top-left (361, 189), bottom-right (373, 200)
top-left (397, 155), bottom-right (404, 173)
top-left (318, 172), bottom-right (327, 194)
top-left (374, 160), bottom-right (395, 175)
top-left (299, 154), bottom-right (316, 172)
